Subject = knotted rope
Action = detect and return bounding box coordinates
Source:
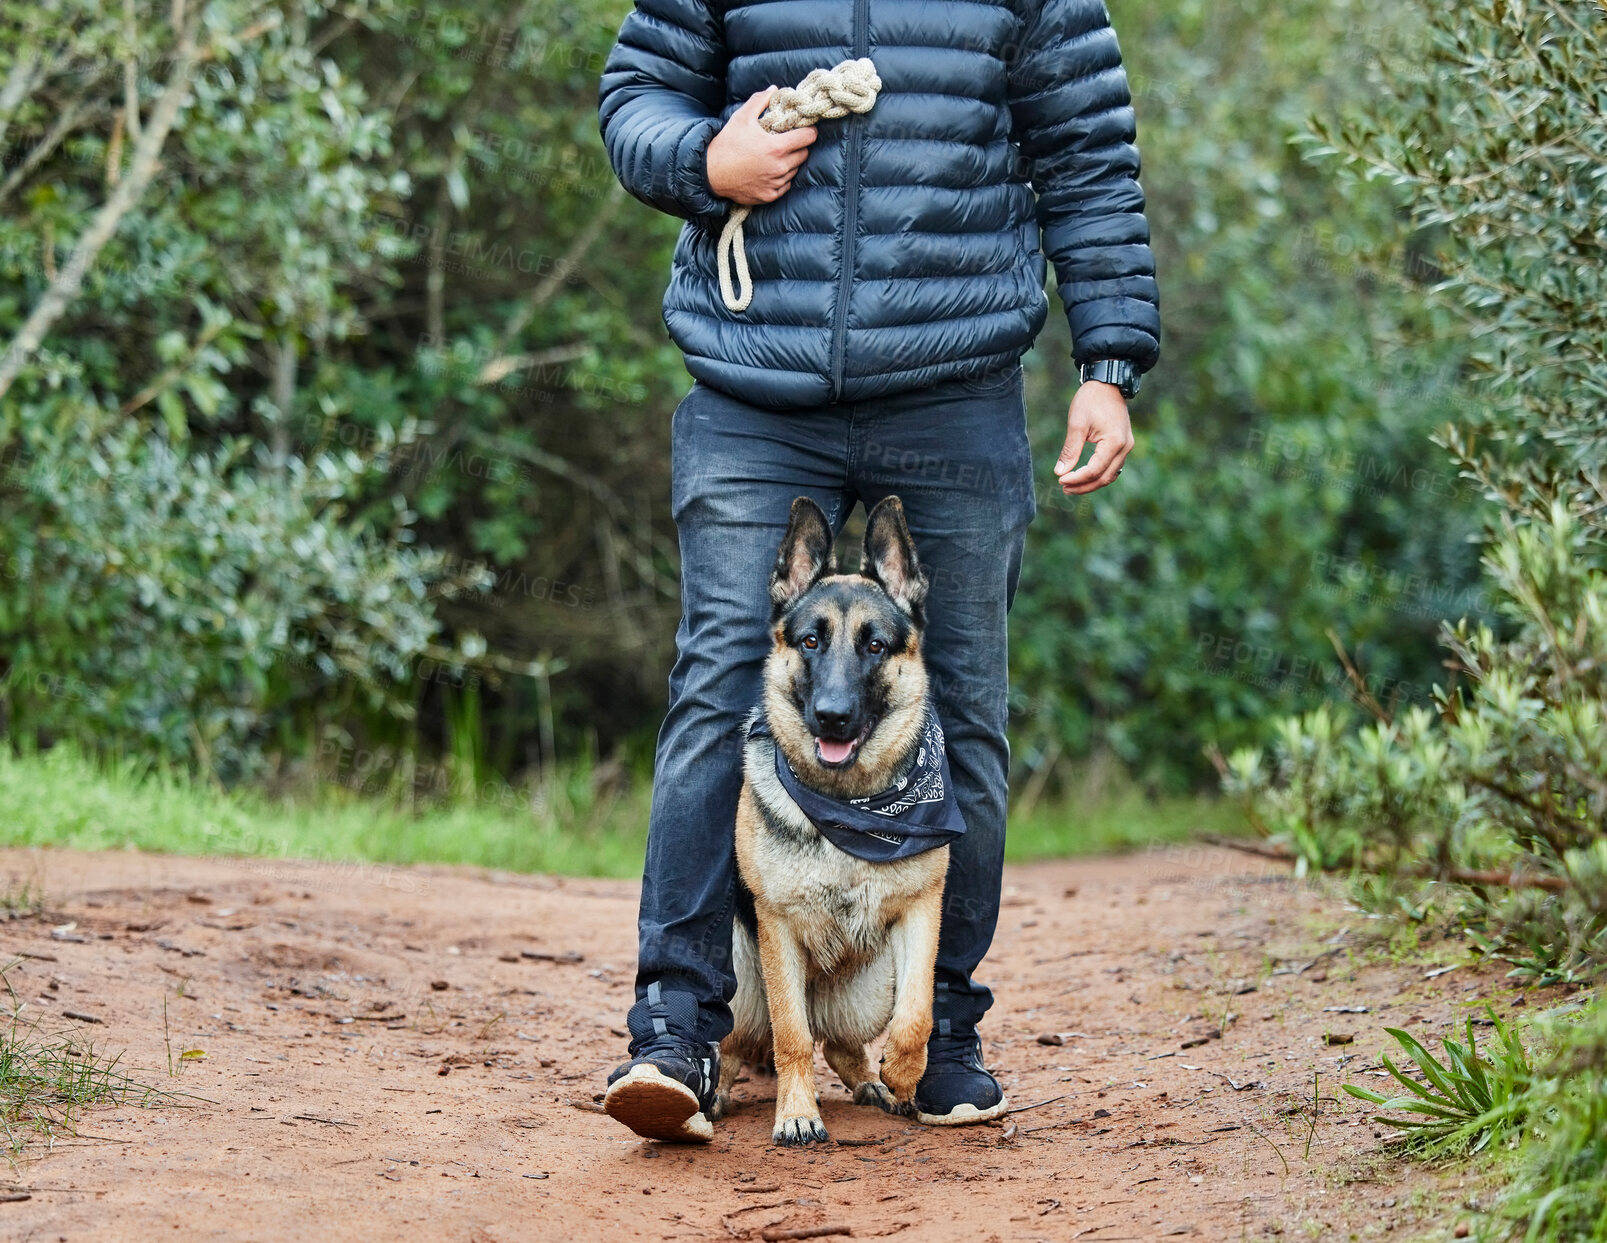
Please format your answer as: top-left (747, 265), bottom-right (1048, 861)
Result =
top-left (716, 58), bottom-right (882, 313)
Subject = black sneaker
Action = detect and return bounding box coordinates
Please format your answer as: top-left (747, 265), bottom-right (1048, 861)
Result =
top-left (603, 1038), bottom-right (720, 1143)
top-left (914, 1019), bottom-right (1008, 1126)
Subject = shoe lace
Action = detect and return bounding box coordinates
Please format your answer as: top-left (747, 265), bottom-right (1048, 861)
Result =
top-left (634, 1034), bottom-right (718, 1093)
top-left (927, 1024), bottom-right (984, 1069)
top-left (635, 1032), bottom-right (704, 1061)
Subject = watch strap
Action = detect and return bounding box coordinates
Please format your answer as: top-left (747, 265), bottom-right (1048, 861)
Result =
top-left (1079, 358), bottom-right (1142, 398)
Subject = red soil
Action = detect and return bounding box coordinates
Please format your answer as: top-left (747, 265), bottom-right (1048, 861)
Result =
top-left (0, 845), bottom-right (1511, 1241)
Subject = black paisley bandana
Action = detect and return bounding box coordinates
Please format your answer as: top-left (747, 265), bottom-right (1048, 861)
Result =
top-left (747, 708), bottom-right (967, 862)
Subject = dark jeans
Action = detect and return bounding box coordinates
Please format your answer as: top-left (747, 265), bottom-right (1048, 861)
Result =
top-left (626, 366), bottom-right (1036, 1051)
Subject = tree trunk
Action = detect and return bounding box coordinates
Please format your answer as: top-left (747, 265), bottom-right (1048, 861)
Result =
top-left (0, 10), bottom-right (202, 399)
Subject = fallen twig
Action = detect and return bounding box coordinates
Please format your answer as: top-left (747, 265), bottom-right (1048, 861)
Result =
top-left (1435, 868), bottom-right (1566, 893)
top-left (1199, 834), bottom-right (1294, 862)
top-left (725, 1199), bottom-right (796, 1222)
top-left (1006, 1094), bottom-right (1070, 1115)
top-left (1198, 836), bottom-right (1568, 892)
top-left (1020, 1117), bottom-right (1084, 1136)
top-left (760, 1225), bottom-right (852, 1242)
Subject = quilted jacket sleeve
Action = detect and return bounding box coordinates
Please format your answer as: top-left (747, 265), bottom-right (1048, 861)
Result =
top-left (598, 0), bottom-right (730, 228)
top-left (1007, 0), bottom-right (1161, 372)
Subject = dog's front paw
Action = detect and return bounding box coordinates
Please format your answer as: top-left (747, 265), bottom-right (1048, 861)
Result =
top-left (852, 1080), bottom-right (910, 1116)
top-left (772, 1114), bottom-right (829, 1146)
top-left (879, 1047), bottom-right (928, 1104)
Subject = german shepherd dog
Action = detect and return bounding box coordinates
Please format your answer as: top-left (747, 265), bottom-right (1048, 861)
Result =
top-left (712, 496), bottom-right (952, 1145)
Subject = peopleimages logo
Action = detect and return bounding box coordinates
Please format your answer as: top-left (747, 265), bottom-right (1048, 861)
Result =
top-left (1243, 428), bottom-right (1474, 503)
top-left (416, 335), bottom-right (647, 407)
top-left (1193, 632), bottom-right (1424, 702)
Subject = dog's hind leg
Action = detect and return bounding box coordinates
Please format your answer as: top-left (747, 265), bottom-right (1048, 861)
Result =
top-left (754, 914), bottom-right (827, 1146)
top-left (878, 884), bottom-right (943, 1107)
top-left (715, 921), bottom-right (770, 1121)
top-left (711, 1039), bottom-right (742, 1120)
top-left (815, 960), bottom-right (901, 1115)
top-left (823, 1042), bottom-right (901, 1115)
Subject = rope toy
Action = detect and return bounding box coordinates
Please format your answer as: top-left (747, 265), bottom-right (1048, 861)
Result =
top-left (716, 58), bottom-right (882, 313)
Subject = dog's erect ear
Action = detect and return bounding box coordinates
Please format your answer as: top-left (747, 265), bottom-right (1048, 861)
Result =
top-left (770, 497), bottom-right (836, 616)
top-left (861, 496), bottom-right (928, 619)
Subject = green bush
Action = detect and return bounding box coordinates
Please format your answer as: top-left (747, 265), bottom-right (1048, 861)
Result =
top-left (0, 0), bottom-right (1493, 791)
top-left (1, 407), bottom-right (479, 780)
top-left (1229, 0), bottom-right (1606, 982)
top-left (0, 1), bottom-right (486, 778)
top-left (1344, 1000), bottom-right (1607, 1242)
top-left (1503, 999), bottom-right (1607, 1242)
top-left (1343, 1008), bottom-right (1533, 1154)
top-left (1228, 2), bottom-right (1606, 1235)
top-left (1012, 0), bottom-right (1483, 790)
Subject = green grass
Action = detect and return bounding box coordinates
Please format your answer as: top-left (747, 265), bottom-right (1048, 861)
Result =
top-left (0, 742), bottom-right (1248, 878)
top-left (1005, 786), bottom-right (1247, 861)
top-left (0, 743), bottom-right (654, 878)
top-left (1342, 1008), bottom-right (1533, 1155)
top-left (0, 960), bottom-right (178, 1159)
top-left (1331, 998), bottom-right (1607, 1243)
top-left (1503, 996), bottom-right (1607, 1243)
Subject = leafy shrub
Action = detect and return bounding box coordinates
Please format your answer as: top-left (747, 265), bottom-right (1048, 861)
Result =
top-left (1012, 0), bottom-right (1484, 790)
top-left (1, 405), bottom-right (480, 780)
top-left (1346, 1001), bottom-right (1607, 1242)
top-left (0, 2), bottom-right (484, 779)
top-left (1230, 2), bottom-right (1606, 1236)
top-left (1229, 0), bottom-right (1607, 981)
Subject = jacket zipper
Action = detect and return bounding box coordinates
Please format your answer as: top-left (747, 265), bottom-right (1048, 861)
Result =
top-left (827, 0), bottom-right (869, 403)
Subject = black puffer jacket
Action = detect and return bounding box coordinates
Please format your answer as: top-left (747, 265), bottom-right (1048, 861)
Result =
top-left (599, 0), bottom-right (1160, 409)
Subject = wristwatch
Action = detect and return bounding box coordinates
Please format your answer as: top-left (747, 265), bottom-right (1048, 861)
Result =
top-left (1079, 358), bottom-right (1142, 399)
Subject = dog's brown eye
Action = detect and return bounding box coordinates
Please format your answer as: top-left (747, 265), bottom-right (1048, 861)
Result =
top-left (867, 639), bottom-right (885, 655)
top-left (801, 634), bottom-right (818, 650)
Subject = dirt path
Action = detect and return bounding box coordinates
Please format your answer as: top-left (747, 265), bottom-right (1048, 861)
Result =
top-left (0, 844), bottom-right (1514, 1241)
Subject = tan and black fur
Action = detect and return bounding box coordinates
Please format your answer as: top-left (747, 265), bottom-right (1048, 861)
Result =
top-left (714, 496), bottom-right (947, 1146)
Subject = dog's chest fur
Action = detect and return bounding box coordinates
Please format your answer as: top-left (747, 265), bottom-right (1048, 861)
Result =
top-left (738, 737), bottom-right (948, 976)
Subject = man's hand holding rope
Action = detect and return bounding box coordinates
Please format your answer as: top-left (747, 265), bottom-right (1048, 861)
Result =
top-left (707, 88), bottom-right (818, 205)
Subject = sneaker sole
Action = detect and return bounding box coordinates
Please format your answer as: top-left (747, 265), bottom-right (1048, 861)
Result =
top-left (603, 1064), bottom-right (714, 1143)
top-left (915, 1095), bottom-right (1010, 1127)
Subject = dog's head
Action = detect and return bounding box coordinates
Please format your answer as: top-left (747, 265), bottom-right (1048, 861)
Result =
top-left (761, 496), bottom-right (930, 799)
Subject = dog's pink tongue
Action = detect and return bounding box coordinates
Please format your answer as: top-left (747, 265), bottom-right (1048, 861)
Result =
top-left (816, 737), bottom-right (855, 764)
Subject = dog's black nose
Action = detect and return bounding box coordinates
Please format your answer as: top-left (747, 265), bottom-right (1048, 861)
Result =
top-left (812, 706), bottom-right (853, 737)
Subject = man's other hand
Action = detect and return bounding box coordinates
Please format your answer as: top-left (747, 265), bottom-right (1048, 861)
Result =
top-left (707, 88), bottom-right (818, 205)
top-left (1054, 381), bottom-right (1134, 495)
